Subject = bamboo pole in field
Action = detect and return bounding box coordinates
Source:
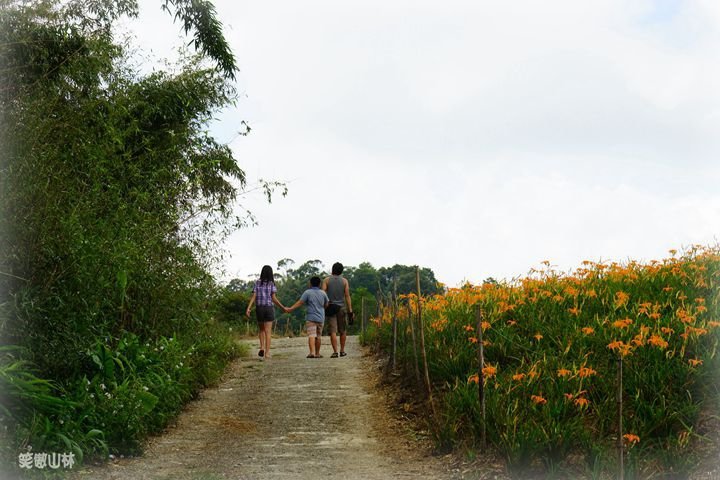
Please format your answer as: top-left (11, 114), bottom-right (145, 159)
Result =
top-left (376, 294), bottom-right (383, 349)
top-left (476, 306), bottom-right (487, 447)
top-left (618, 356), bottom-right (624, 480)
top-left (416, 267), bottom-right (433, 405)
top-left (361, 297), bottom-right (366, 337)
top-left (391, 276), bottom-right (398, 371)
top-left (407, 302), bottom-right (421, 388)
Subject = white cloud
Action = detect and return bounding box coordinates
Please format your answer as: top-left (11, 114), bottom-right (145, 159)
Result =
top-left (125, 0), bottom-right (720, 286)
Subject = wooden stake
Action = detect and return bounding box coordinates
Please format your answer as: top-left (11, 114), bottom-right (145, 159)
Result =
top-left (361, 297), bottom-right (366, 337)
top-left (618, 356), bottom-right (624, 480)
top-left (476, 306), bottom-right (486, 447)
top-left (407, 302), bottom-right (421, 388)
top-left (416, 267), bottom-right (433, 407)
top-left (391, 276), bottom-right (398, 371)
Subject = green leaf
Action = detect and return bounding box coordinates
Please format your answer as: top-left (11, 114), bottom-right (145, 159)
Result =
top-left (137, 391), bottom-right (159, 414)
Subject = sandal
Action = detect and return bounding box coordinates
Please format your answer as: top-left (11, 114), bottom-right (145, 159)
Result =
top-left (330, 352), bottom-right (339, 358)
top-left (315, 354), bottom-right (323, 358)
top-left (307, 354), bottom-right (316, 358)
top-left (339, 352), bottom-right (347, 357)
top-left (258, 350), bottom-right (264, 357)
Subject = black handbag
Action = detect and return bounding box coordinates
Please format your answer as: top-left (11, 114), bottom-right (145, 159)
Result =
top-left (325, 303), bottom-right (341, 316)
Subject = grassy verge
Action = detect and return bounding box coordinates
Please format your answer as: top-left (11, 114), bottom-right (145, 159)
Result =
top-left (1, 320), bottom-right (242, 478)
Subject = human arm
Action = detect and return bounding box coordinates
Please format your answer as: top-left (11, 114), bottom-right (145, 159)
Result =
top-left (286, 298), bottom-right (304, 313)
top-left (344, 278), bottom-right (352, 313)
top-left (245, 292), bottom-right (256, 317)
top-left (271, 293), bottom-right (287, 312)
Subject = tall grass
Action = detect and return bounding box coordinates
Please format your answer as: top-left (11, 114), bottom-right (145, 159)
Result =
top-left (371, 246), bottom-right (720, 477)
top-left (0, 321), bottom-right (240, 476)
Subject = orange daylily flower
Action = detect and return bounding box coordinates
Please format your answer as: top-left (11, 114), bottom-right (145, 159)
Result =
top-left (557, 369), bottom-right (572, 378)
top-left (577, 367), bottom-right (597, 378)
top-left (688, 358), bottom-right (703, 367)
top-left (612, 318), bottom-right (633, 329)
top-left (581, 327), bottom-right (595, 335)
top-left (648, 335), bottom-right (668, 349)
top-left (531, 395), bottom-right (547, 405)
top-left (615, 291), bottom-right (630, 308)
top-left (574, 397), bottom-right (590, 407)
top-left (623, 433), bottom-right (640, 445)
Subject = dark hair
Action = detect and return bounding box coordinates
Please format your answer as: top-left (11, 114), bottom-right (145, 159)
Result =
top-left (260, 265), bottom-right (274, 284)
top-left (310, 276), bottom-right (321, 287)
top-left (331, 262), bottom-right (344, 275)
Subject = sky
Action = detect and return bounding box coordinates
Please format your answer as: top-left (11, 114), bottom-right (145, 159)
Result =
top-left (121, 0), bottom-right (720, 287)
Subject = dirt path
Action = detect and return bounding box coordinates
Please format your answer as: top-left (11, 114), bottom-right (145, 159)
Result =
top-left (75, 336), bottom-right (473, 480)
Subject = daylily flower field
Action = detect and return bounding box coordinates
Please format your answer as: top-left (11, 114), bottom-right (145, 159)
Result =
top-left (368, 246), bottom-right (720, 477)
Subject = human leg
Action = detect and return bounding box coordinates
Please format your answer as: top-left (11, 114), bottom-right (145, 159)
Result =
top-left (306, 321), bottom-right (318, 357)
top-left (337, 309), bottom-right (347, 354)
top-left (257, 322), bottom-right (265, 357)
top-left (263, 321), bottom-right (273, 357)
top-left (256, 306), bottom-right (275, 357)
top-left (327, 316), bottom-right (338, 353)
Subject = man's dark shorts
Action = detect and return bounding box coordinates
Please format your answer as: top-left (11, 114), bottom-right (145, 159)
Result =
top-left (327, 307), bottom-right (347, 334)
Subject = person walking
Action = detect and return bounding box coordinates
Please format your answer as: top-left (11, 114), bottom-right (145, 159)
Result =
top-left (322, 262), bottom-right (353, 358)
top-left (245, 265), bottom-right (286, 359)
top-left (286, 276), bottom-right (329, 358)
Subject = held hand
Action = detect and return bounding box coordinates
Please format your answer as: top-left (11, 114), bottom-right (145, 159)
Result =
top-left (245, 309), bottom-right (251, 318)
top-left (283, 306), bottom-right (290, 314)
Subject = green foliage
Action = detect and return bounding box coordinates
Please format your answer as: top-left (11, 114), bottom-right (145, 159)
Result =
top-left (374, 247), bottom-right (720, 477)
top-left (344, 262), bottom-right (441, 297)
top-left (161, 0), bottom-right (237, 79)
top-left (0, 0), bottom-right (268, 472)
